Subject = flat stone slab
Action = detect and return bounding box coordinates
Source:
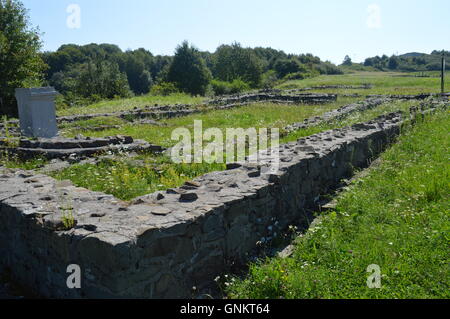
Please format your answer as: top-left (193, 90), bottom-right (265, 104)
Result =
top-left (1, 136), bottom-right (165, 160)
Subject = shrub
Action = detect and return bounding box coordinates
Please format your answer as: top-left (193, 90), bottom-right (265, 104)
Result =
top-left (0, 0), bottom-right (46, 116)
top-left (167, 41), bottom-right (211, 95)
top-left (211, 79), bottom-right (250, 96)
top-left (260, 70), bottom-right (279, 89)
top-left (283, 70), bottom-right (319, 81)
top-left (150, 82), bottom-right (180, 96)
top-left (315, 62), bottom-right (343, 75)
top-left (273, 59), bottom-right (304, 78)
top-left (213, 43), bottom-right (263, 88)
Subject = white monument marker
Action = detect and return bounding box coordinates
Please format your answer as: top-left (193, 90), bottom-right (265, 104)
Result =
top-left (15, 87), bottom-right (59, 138)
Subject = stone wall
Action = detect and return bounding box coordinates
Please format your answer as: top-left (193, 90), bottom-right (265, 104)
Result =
top-left (53, 93), bottom-right (337, 125)
top-left (1, 100), bottom-right (447, 298)
top-left (207, 92), bottom-right (337, 106)
top-left (1, 136), bottom-right (164, 160)
top-left (283, 97), bottom-right (388, 134)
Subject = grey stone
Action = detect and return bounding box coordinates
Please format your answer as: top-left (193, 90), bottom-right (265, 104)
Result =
top-left (15, 87), bottom-right (59, 138)
top-left (0, 102), bottom-right (446, 299)
top-left (150, 206), bottom-right (172, 216)
top-left (179, 192), bottom-right (199, 202)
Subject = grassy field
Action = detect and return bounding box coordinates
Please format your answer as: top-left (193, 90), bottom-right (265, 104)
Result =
top-left (56, 93), bottom-right (205, 117)
top-left (55, 98), bottom-right (425, 201)
top-left (226, 110), bottom-right (450, 299)
top-left (1, 72), bottom-right (448, 299)
top-left (62, 97), bottom-right (360, 147)
top-left (50, 157), bottom-right (224, 201)
top-left (53, 71), bottom-right (447, 118)
top-left (277, 71), bottom-right (447, 95)
top-left (281, 99), bottom-right (422, 143)
top-left (54, 97), bottom-right (361, 200)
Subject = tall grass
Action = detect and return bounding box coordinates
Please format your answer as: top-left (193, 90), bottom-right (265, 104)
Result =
top-left (50, 156), bottom-right (225, 201)
top-left (277, 71), bottom-right (447, 95)
top-left (57, 93), bottom-right (205, 117)
top-left (62, 97), bottom-right (360, 147)
top-left (226, 110), bottom-right (450, 299)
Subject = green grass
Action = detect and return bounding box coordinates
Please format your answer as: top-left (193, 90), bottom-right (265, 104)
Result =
top-left (277, 71), bottom-right (447, 95)
top-left (50, 156), bottom-right (225, 201)
top-left (281, 99), bottom-right (422, 143)
top-left (62, 97), bottom-right (361, 147)
top-left (226, 110), bottom-right (450, 299)
top-left (0, 153), bottom-right (48, 170)
top-left (56, 98), bottom-right (423, 201)
top-left (55, 98), bottom-right (363, 200)
top-left (408, 71), bottom-right (450, 78)
top-left (59, 116), bottom-right (127, 130)
top-left (56, 93), bottom-right (205, 117)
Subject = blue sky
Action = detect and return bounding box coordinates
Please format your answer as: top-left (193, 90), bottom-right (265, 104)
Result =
top-left (22, 0), bottom-right (450, 64)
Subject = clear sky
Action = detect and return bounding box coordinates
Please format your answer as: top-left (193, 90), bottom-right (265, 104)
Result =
top-left (21, 0), bottom-right (450, 64)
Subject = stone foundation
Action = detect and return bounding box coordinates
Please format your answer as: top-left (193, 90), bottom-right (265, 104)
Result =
top-left (0, 107), bottom-right (426, 299)
top-left (1, 136), bottom-right (164, 160)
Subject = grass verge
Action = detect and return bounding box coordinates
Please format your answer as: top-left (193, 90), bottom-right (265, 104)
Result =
top-left (56, 93), bottom-right (205, 117)
top-left (281, 99), bottom-right (422, 143)
top-left (277, 71), bottom-right (447, 95)
top-left (49, 156), bottom-right (225, 201)
top-left (226, 109), bottom-right (450, 299)
top-left (62, 97), bottom-right (360, 147)
top-left (55, 99), bottom-right (424, 201)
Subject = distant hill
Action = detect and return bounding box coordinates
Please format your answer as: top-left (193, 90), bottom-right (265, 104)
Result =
top-left (362, 51), bottom-right (449, 72)
top-left (399, 52), bottom-right (426, 58)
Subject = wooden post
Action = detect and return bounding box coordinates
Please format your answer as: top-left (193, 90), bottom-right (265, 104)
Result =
top-left (442, 52), bottom-right (446, 95)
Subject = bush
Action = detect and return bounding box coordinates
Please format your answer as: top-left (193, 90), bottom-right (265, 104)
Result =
top-left (283, 70), bottom-right (319, 81)
top-left (150, 82), bottom-right (180, 96)
top-left (260, 70), bottom-right (279, 89)
top-left (167, 41), bottom-right (211, 95)
top-left (315, 62), bottom-right (343, 75)
top-left (54, 92), bottom-right (101, 110)
top-left (0, 0), bottom-right (46, 116)
top-left (213, 43), bottom-right (263, 88)
top-left (211, 79), bottom-right (250, 96)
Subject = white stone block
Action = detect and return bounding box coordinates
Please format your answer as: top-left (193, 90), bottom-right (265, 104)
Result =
top-left (15, 87), bottom-right (59, 138)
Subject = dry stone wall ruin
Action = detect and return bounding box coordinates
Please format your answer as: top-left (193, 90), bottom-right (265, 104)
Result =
top-left (55, 93), bottom-right (338, 124)
top-left (2, 136), bottom-right (164, 160)
top-left (2, 102), bottom-right (446, 298)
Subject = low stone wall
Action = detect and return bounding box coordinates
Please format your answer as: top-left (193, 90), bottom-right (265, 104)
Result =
top-left (208, 92), bottom-right (337, 106)
top-left (56, 93), bottom-right (338, 125)
top-left (1, 136), bottom-right (164, 160)
top-left (263, 84), bottom-right (373, 94)
top-left (57, 104), bottom-right (199, 124)
top-left (367, 93), bottom-right (449, 100)
top-left (0, 106), bottom-right (421, 298)
top-left (283, 97), bottom-right (389, 134)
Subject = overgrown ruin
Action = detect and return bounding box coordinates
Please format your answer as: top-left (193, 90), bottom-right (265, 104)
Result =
top-left (0, 90), bottom-right (447, 298)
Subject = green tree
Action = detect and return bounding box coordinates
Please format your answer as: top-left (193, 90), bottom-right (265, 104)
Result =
top-left (213, 43), bottom-right (263, 88)
top-left (0, 0), bottom-right (46, 116)
top-left (75, 60), bottom-right (131, 99)
top-left (167, 41), bottom-right (211, 96)
top-left (273, 58), bottom-right (302, 78)
top-left (342, 55), bottom-right (352, 66)
top-left (123, 54), bottom-right (153, 95)
top-left (388, 56), bottom-right (399, 70)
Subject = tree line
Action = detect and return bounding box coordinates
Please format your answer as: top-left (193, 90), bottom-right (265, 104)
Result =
top-left (1, 0), bottom-right (345, 116)
top-left (42, 41), bottom-right (343, 108)
top-left (362, 51), bottom-right (449, 72)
